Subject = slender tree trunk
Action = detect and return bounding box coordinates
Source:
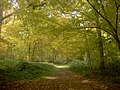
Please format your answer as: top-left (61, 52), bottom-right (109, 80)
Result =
top-left (85, 32), bottom-right (91, 64)
top-left (0, 1), bottom-right (3, 39)
top-left (82, 16), bottom-right (91, 69)
top-left (31, 42), bottom-right (37, 61)
top-left (0, 1), bottom-right (11, 44)
top-left (93, 0), bottom-right (105, 69)
top-left (28, 43), bottom-right (31, 61)
top-left (84, 30), bottom-right (92, 69)
top-left (114, 33), bottom-right (120, 52)
top-left (97, 29), bottom-right (105, 69)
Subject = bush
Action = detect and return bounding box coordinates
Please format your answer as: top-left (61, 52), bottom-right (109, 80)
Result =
top-left (93, 60), bottom-right (120, 83)
top-left (0, 61), bottom-right (55, 80)
top-left (69, 60), bottom-right (91, 75)
top-left (104, 60), bottom-right (120, 83)
top-left (0, 60), bottom-right (18, 70)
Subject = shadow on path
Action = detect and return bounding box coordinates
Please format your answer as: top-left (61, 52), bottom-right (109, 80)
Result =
top-left (0, 65), bottom-right (120, 90)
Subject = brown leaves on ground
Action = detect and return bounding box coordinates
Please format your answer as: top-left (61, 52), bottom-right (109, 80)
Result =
top-left (0, 71), bottom-right (120, 90)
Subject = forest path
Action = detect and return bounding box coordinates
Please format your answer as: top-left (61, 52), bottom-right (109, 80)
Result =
top-left (0, 65), bottom-right (119, 90)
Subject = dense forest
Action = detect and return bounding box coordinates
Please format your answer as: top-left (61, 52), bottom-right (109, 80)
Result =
top-left (0, 0), bottom-right (120, 90)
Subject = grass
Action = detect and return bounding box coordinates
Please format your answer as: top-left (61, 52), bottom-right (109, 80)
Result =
top-left (0, 60), bottom-right (56, 80)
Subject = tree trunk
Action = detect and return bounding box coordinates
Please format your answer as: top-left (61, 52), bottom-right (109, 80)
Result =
top-left (114, 33), bottom-right (120, 52)
top-left (28, 43), bottom-right (31, 61)
top-left (84, 30), bottom-right (92, 69)
top-left (0, 1), bottom-right (10, 44)
top-left (0, 1), bottom-right (3, 39)
top-left (93, 0), bottom-right (105, 69)
top-left (0, 0), bottom-right (13, 42)
top-left (31, 42), bottom-right (37, 61)
top-left (97, 29), bottom-right (105, 69)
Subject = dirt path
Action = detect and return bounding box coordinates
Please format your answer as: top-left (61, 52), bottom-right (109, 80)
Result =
top-left (0, 70), bottom-right (120, 90)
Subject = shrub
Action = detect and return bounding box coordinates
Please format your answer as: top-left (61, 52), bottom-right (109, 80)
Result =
top-left (0, 61), bottom-right (55, 80)
top-left (93, 60), bottom-right (120, 83)
top-left (104, 60), bottom-right (120, 83)
top-left (69, 60), bottom-right (91, 75)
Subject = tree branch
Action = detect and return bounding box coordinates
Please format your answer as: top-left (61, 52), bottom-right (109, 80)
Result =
top-left (113, 0), bottom-right (117, 7)
top-left (71, 26), bottom-right (115, 37)
top-left (86, 0), bottom-right (116, 32)
top-left (75, 9), bottom-right (96, 20)
top-left (116, 7), bottom-right (119, 33)
top-left (2, 12), bottom-right (13, 21)
top-left (99, 0), bottom-right (107, 18)
top-left (113, 0), bottom-right (118, 32)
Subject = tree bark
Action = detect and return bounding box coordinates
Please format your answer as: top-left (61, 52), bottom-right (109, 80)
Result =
top-left (0, 1), bottom-right (3, 39)
top-left (28, 43), bottom-right (31, 61)
top-left (93, 0), bottom-right (105, 69)
top-left (97, 29), bottom-right (105, 69)
top-left (84, 30), bottom-right (92, 69)
top-left (114, 33), bottom-right (120, 52)
top-left (0, 0), bottom-right (13, 41)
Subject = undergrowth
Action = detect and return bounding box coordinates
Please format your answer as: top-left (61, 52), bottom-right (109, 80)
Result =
top-left (93, 60), bottom-right (120, 83)
top-left (0, 60), bottom-right (55, 80)
top-left (69, 60), bottom-right (120, 83)
top-left (68, 60), bottom-right (91, 75)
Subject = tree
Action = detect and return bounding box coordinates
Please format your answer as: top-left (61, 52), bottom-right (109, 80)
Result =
top-left (94, 0), bottom-right (105, 69)
top-left (86, 0), bottom-right (120, 52)
top-left (0, 0), bottom-right (13, 43)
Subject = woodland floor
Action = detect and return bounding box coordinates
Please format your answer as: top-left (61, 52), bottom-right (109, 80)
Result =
top-left (0, 66), bottom-right (120, 90)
